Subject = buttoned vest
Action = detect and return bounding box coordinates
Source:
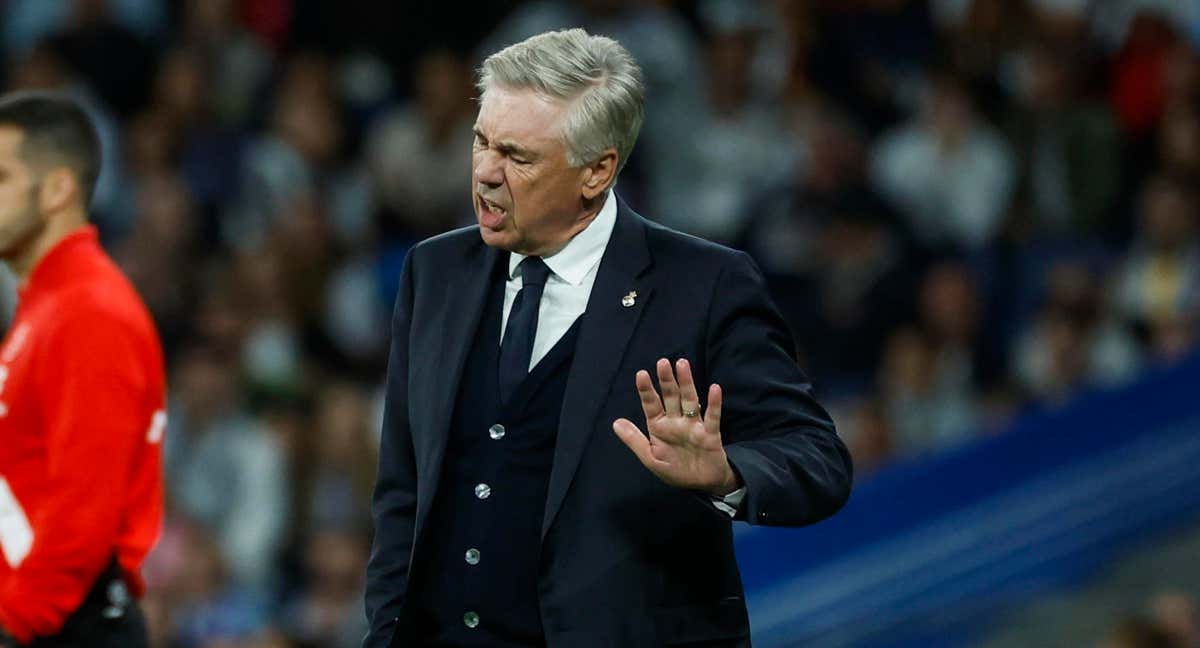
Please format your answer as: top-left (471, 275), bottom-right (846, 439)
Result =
top-left (407, 266), bottom-right (581, 647)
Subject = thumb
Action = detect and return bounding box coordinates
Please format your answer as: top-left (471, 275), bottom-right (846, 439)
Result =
top-left (613, 418), bottom-right (657, 470)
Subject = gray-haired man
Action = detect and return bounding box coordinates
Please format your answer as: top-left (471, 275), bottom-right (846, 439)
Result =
top-left (364, 28), bottom-right (851, 648)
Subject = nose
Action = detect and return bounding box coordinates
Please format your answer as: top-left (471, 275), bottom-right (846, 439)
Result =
top-left (473, 149), bottom-right (504, 190)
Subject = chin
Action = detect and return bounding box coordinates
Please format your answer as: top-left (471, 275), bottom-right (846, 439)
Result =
top-left (478, 224), bottom-right (517, 251)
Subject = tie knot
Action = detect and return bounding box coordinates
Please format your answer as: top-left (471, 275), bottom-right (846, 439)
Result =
top-left (518, 256), bottom-right (551, 288)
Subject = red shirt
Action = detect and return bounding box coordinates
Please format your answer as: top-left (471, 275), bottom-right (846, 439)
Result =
top-left (0, 226), bottom-right (165, 643)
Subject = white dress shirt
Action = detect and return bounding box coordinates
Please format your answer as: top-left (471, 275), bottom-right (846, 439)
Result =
top-left (501, 191), bottom-right (618, 369)
top-left (499, 191), bottom-right (745, 516)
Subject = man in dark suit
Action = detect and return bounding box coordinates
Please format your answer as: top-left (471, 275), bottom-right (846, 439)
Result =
top-left (364, 28), bottom-right (852, 648)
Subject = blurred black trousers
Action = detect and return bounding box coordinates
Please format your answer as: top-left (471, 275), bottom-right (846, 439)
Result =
top-left (23, 559), bottom-right (148, 648)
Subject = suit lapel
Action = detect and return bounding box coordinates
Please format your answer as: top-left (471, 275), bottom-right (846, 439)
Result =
top-left (413, 237), bottom-right (500, 534)
top-left (542, 199), bottom-right (653, 539)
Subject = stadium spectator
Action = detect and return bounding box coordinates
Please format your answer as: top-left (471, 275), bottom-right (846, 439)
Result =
top-left (870, 71), bottom-right (1017, 251)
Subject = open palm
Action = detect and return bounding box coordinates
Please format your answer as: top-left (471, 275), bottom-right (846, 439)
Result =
top-left (612, 358), bottom-right (738, 495)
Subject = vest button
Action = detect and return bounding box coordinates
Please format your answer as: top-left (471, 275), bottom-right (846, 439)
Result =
top-left (465, 548), bottom-right (481, 565)
top-left (463, 611), bottom-right (480, 628)
top-left (489, 424), bottom-right (506, 440)
top-left (475, 483), bottom-right (491, 499)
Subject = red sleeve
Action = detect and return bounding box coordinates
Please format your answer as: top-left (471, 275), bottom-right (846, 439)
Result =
top-left (0, 307), bottom-right (154, 642)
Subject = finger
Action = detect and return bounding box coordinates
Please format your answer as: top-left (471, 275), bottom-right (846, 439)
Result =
top-left (703, 383), bottom-right (723, 437)
top-left (635, 370), bottom-right (664, 420)
top-left (657, 358), bottom-right (682, 416)
top-left (675, 358), bottom-right (702, 418)
top-left (613, 418), bottom-right (666, 471)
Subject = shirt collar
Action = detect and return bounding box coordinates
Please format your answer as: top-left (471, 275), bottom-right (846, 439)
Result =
top-left (508, 190), bottom-right (618, 286)
top-left (19, 225), bottom-right (100, 300)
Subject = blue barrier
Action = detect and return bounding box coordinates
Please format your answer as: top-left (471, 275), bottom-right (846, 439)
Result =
top-left (736, 351), bottom-right (1200, 647)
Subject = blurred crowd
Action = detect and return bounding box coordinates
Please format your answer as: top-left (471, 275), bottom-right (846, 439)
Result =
top-left (2, 0), bottom-right (1200, 646)
top-left (1102, 590), bottom-right (1200, 648)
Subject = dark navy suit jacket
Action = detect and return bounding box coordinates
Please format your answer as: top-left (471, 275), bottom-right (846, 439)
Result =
top-left (364, 198), bottom-right (853, 647)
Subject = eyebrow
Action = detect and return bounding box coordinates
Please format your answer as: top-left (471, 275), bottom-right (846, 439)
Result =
top-left (473, 127), bottom-right (538, 160)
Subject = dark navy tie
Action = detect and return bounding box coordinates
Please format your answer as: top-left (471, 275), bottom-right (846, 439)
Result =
top-left (499, 256), bottom-right (552, 405)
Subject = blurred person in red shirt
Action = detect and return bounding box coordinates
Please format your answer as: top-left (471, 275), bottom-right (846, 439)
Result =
top-left (0, 92), bottom-right (165, 647)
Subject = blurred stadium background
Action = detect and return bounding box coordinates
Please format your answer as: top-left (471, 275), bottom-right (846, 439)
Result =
top-left (2, 0), bottom-right (1199, 646)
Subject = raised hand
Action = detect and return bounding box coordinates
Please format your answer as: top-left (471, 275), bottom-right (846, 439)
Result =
top-left (612, 358), bottom-right (741, 496)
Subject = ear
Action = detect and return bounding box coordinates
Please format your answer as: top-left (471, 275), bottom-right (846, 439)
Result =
top-left (38, 167), bottom-right (79, 214)
top-left (580, 148), bottom-right (618, 201)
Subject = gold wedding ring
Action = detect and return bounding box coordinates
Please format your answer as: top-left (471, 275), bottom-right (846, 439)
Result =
top-left (682, 408), bottom-right (699, 418)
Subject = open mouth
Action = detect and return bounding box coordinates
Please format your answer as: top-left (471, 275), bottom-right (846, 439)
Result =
top-left (479, 195), bottom-right (507, 216)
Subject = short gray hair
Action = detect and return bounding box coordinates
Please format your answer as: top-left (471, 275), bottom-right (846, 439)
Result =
top-left (478, 28), bottom-right (645, 174)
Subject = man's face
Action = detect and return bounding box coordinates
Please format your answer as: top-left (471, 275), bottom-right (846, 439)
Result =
top-left (0, 128), bottom-right (44, 259)
top-left (472, 86), bottom-right (589, 256)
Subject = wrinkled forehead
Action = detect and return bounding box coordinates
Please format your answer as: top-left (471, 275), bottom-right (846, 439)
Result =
top-left (475, 86), bottom-right (570, 154)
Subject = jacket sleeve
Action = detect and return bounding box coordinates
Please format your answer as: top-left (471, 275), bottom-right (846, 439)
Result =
top-left (363, 250), bottom-right (420, 648)
top-left (707, 251), bottom-right (853, 527)
top-left (0, 310), bottom-right (154, 643)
